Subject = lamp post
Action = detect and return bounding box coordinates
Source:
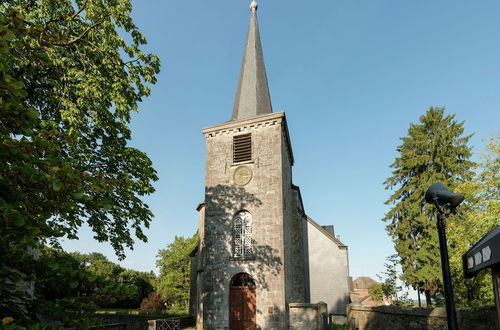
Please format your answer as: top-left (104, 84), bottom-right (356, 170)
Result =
top-left (425, 183), bottom-right (464, 330)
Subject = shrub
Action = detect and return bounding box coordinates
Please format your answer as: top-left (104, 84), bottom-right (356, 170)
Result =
top-left (139, 292), bottom-right (164, 312)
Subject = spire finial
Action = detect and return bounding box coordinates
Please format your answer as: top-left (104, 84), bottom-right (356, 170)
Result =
top-left (250, 0), bottom-right (258, 12)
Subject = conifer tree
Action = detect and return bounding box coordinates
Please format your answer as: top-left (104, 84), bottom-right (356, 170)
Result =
top-left (383, 107), bottom-right (474, 305)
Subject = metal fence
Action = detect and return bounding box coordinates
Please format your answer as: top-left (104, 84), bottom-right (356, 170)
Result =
top-left (148, 318), bottom-right (181, 330)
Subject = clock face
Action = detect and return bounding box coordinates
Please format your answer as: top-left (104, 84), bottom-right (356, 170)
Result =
top-left (234, 166), bottom-right (253, 186)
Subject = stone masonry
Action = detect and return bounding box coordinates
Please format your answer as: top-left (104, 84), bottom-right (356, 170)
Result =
top-left (196, 112), bottom-right (305, 329)
top-left (189, 3), bottom-right (350, 329)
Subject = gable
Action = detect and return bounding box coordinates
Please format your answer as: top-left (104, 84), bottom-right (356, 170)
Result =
top-left (305, 217), bottom-right (347, 249)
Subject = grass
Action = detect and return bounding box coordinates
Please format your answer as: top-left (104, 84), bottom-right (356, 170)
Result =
top-left (331, 324), bottom-right (348, 330)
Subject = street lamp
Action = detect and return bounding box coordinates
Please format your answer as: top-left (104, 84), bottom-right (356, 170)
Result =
top-left (425, 183), bottom-right (465, 330)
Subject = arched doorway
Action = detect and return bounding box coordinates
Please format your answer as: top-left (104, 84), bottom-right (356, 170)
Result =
top-left (230, 273), bottom-right (256, 330)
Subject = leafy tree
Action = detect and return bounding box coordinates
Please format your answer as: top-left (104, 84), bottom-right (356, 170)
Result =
top-left (88, 258), bottom-right (124, 279)
top-left (383, 107), bottom-right (474, 306)
top-left (72, 251), bottom-right (155, 308)
top-left (448, 135), bottom-right (499, 307)
top-left (71, 252), bottom-right (109, 266)
top-left (377, 254), bottom-right (401, 300)
top-left (33, 247), bottom-right (100, 328)
top-left (368, 282), bottom-right (384, 302)
top-left (37, 247), bottom-right (156, 320)
top-left (0, 0), bottom-right (159, 322)
top-left (118, 269), bottom-right (155, 306)
top-left (155, 234), bottom-right (198, 314)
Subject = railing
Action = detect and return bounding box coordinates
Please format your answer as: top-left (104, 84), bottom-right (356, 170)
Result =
top-left (148, 316), bottom-right (195, 330)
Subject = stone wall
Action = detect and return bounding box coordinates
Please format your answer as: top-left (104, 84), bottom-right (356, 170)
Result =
top-left (91, 315), bottom-right (194, 330)
top-left (189, 253), bottom-right (198, 317)
top-left (347, 304), bottom-right (497, 330)
top-left (282, 125), bottom-right (306, 306)
top-left (289, 302), bottom-right (327, 330)
top-left (201, 113), bottom-right (291, 329)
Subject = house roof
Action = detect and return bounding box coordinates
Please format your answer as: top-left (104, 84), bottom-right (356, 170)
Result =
top-left (354, 277), bottom-right (378, 290)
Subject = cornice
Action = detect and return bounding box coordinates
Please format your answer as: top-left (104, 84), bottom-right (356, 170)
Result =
top-left (203, 112), bottom-right (285, 136)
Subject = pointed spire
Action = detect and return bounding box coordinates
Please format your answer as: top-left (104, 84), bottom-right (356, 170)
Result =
top-left (231, 1), bottom-right (273, 121)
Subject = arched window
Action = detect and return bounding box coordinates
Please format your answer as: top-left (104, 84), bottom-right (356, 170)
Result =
top-left (233, 211), bottom-right (253, 258)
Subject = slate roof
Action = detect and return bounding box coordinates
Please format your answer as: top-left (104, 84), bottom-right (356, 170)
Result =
top-left (231, 2), bottom-right (273, 121)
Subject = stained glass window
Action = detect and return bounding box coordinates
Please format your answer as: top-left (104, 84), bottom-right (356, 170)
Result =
top-left (233, 211), bottom-right (253, 258)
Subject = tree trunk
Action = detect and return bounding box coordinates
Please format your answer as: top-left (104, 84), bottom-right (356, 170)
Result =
top-left (418, 290), bottom-right (421, 307)
top-left (425, 290), bottom-right (431, 307)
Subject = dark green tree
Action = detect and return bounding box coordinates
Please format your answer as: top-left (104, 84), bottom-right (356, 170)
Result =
top-left (70, 251), bottom-right (155, 308)
top-left (383, 107), bottom-right (474, 306)
top-left (155, 234), bottom-right (198, 314)
top-left (34, 247), bottom-right (100, 328)
top-left (0, 0), bottom-right (160, 323)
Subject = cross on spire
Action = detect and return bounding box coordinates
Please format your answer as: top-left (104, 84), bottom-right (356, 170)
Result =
top-left (250, 0), bottom-right (258, 12)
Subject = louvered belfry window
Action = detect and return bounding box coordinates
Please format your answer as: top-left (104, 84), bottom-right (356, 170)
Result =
top-left (233, 134), bottom-right (252, 163)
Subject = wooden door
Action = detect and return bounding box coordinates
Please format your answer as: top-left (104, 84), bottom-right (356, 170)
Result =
top-left (230, 274), bottom-right (256, 330)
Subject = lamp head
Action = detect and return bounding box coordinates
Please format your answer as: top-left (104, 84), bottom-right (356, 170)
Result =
top-left (425, 182), bottom-right (465, 209)
top-left (425, 183), bottom-right (465, 209)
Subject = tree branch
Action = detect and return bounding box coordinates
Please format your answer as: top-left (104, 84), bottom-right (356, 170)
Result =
top-left (52, 20), bottom-right (104, 46)
top-left (68, 0), bottom-right (89, 21)
top-left (123, 58), bottom-right (140, 66)
top-left (45, 0), bottom-right (88, 25)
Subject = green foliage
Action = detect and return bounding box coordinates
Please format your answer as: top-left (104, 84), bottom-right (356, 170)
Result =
top-left (91, 282), bottom-right (139, 308)
top-left (383, 107), bottom-right (474, 301)
top-left (155, 234), bottom-right (198, 313)
top-left (368, 282), bottom-right (384, 302)
top-left (377, 254), bottom-right (401, 300)
top-left (17, 247), bottom-right (156, 327)
top-left (448, 135), bottom-right (499, 307)
top-left (32, 247), bottom-right (100, 328)
top-left (71, 250), bottom-right (155, 308)
top-left (370, 254), bottom-right (414, 306)
top-left (117, 269), bottom-right (156, 306)
top-left (0, 0), bottom-right (159, 323)
top-left (2, 317), bottom-right (52, 330)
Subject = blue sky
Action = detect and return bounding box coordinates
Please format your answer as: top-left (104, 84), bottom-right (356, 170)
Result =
top-left (62, 0), bottom-right (499, 284)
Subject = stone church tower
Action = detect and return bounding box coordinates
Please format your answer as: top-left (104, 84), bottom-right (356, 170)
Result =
top-left (190, 2), bottom-right (350, 329)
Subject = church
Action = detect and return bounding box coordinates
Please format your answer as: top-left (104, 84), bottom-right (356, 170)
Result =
top-left (189, 2), bottom-right (350, 329)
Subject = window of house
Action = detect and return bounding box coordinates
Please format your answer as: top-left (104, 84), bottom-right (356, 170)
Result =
top-left (233, 134), bottom-right (252, 163)
top-left (233, 211), bottom-right (253, 258)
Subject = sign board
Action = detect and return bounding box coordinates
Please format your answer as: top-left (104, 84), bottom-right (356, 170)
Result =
top-left (463, 226), bottom-right (500, 278)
